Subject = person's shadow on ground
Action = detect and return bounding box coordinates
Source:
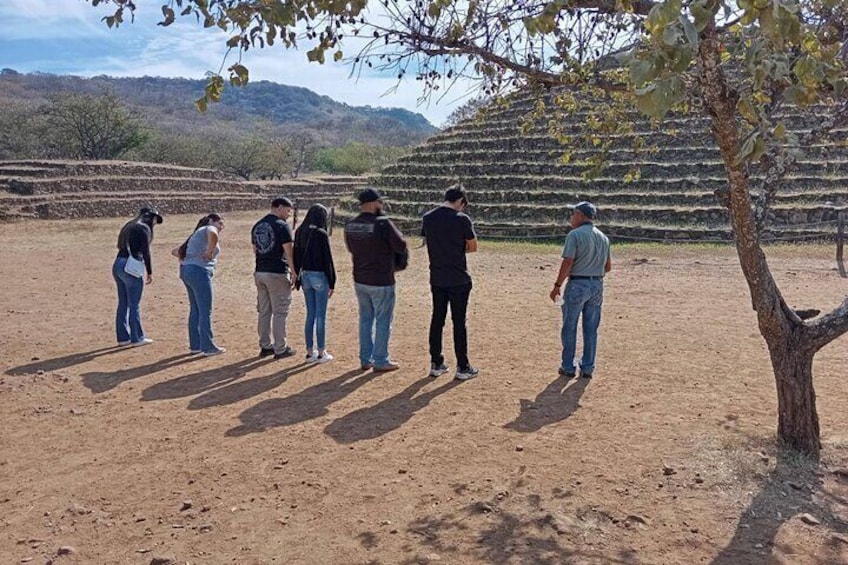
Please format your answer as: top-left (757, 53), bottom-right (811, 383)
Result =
top-left (187, 362), bottom-right (317, 410)
top-left (503, 375), bottom-right (589, 433)
top-left (141, 356), bottom-right (275, 402)
top-left (6, 345), bottom-right (129, 376)
top-left (323, 376), bottom-right (461, 444)
top-left (81, 353), bottom-right (199, 394)
top-left (225, 368), bottom-right (379, 437)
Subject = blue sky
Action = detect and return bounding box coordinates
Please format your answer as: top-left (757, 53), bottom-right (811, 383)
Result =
top-left (0, 0), bottom-right (472, 126)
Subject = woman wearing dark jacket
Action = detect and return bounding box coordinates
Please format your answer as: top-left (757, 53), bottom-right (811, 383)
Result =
top-left (113, 207), bottom-right (162, 346)
top-left (293, 204), bottom-right (336, 363)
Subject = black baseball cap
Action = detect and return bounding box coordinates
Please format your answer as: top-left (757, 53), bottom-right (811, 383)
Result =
top-left (358, 187), bottom-right (383, 204)
top-left (139, 206), bottom-right (163, 224)
top-left (570, 201), bottom-right (597, 219)
top-left (272, 196), bottom-right (293, 208)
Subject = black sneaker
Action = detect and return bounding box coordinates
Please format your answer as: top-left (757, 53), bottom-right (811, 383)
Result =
top-left (455, 366), bottom-right (479, 381)
top-left (274, 346), bottom-right (296, 360)
top-left (558, 367), bottom-right (576, 378)
top-left (581, 372), bottom-right (593, 379)
top-left (259, 347), bottom-right (275, 358)
top-left (429, 362), bottom-right (449, 377)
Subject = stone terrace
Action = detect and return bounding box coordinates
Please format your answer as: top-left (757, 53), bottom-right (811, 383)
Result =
top-left (0, 160), bottom-right (363, 221)
top-left (370, 97), bottom-right (848, 242)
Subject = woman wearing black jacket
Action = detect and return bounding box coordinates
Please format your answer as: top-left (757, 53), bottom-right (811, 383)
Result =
top-left (293, 204), bottom-right (336, 363)
top-left (113, 207), bottom-right (162, 346)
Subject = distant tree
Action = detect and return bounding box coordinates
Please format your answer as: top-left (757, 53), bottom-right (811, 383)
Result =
top-left (47, 92), bottom-right (148, 160)
top-left (0, 101), bottom-right (55, 159)
top-left (313, 142), bottom-right (408, 175)
top-left (126, 130), bottom-right (211, 168)
top-left (212, 135), bottom-right (267, 180)
top-left (258, 138), bottom-right (296, 180)
top-left (287, 131), bottom-right (317, 178)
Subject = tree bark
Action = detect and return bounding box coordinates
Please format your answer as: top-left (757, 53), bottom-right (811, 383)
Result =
top-left (769, 333), bottom-right (821, 455)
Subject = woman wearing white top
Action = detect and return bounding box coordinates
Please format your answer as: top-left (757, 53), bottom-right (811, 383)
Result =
top-left (172, 213), bottom-right (225, 356)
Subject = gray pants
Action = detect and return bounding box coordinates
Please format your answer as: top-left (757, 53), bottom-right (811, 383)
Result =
top-left (254, 271), bottom-right (292, 353)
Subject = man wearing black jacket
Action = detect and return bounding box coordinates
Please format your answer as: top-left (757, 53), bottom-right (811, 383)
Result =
top-left (344, 188), bottom-right (408, 372)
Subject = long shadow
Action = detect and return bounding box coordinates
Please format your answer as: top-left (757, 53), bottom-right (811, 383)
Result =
top-left (81, 353), bottom-right (199, 394)
top-left (6, 345), bottom-right (128, 376)
top-left (226, 368), bottom-right (378, 437)
top-left (503, 376), bottom-right (589, 433)
top-left (324, 376), bottom-right (461, 444)
top-left (711, 453), bottom-right (848, 564)
top-left (187, 362), bottom-right (317, 410)
top-left (141, 356), bottom-right (274, 402)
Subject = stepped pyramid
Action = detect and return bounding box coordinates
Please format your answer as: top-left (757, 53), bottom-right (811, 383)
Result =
top-left (0, 160), bottom-right (361, 221)
top-left (371, 95), bottom-right (848, 242)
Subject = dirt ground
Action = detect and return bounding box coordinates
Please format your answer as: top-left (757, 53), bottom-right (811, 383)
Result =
top-left (1, 212), bottom-right (847, 565)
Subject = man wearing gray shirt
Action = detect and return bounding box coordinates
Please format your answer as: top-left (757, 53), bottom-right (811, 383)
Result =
top-left (549, 201), bottom-right (612, 379)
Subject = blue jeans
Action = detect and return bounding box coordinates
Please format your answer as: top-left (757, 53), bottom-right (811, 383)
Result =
top-left (354, 283), bottom-right (395, 367)
top-left (560, 278), bottom-right (604, 374)
top-left (301, 270), bottom-right (330, 351)
top-left (112, 256), bottom-right (146, 343)
top-left (180, 264), bottom-right (218, 353)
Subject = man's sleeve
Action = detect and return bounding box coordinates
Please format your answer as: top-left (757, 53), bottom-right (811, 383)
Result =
top-left (462, 215), bottom-right (476, 240)
top-left (280, 221), bottom-right (293, 245)
top-left (387, 220), bottom-right (408, 253)
top-left (562, 232), bottom-right (577, 259)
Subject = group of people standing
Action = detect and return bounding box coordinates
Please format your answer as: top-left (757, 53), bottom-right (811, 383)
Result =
top-left (111, 188), bottom-right (612, 380)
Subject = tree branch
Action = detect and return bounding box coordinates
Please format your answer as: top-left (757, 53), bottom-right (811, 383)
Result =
top-left (806, 296), bottom-right (848, 352)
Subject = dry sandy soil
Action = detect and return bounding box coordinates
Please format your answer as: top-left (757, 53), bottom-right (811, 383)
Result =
top-left (1, 212), bottom-right (847, 565)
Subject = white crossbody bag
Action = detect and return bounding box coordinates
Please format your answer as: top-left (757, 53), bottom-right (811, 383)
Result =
top-left (124, 243), bottom-right (146, 278)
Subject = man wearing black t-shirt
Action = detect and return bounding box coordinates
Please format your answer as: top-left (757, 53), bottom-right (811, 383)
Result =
top-left (421, 185), bottom-right (479, 381)
top-left (251, 196), bottom-right (297, 359)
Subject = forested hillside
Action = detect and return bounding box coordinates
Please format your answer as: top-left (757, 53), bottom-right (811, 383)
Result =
top-left (0, 70), bottom-right (434, 176)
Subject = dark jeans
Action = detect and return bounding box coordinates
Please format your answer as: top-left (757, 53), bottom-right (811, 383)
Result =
top-left (429, 282), bottom-right (472, 369)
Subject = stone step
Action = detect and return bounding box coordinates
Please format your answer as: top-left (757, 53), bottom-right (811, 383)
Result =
top-left (3, 176), bottom-right (360, 196)
top-left (0, 160), bottom-right (237, 180)
top-left (394, 144), bottom-right (848, 166)
top-left (379, 200), bottom-right (846, 228)
top-left (376, 188), bottom-right (848, 207)
top-left (375, 173), bottom-right (848, 194)
top-left (331, 210), bottom-right (836, 243)
top-left (381, 160), bottom-right (848, 179)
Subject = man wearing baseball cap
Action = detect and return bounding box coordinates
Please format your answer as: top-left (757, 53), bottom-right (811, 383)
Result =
top-left (251, 196), bottom-right (297, 359)
top-left (549, 201), bottom-right (611, 379)
top-left (344, 187), bottom-right (408, 371)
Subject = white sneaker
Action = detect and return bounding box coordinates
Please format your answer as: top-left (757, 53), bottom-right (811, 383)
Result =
top-left (132, 338), bottom-right (154, 347)
top-left (316, 352), bottom-right (334, 364)
top-left (203, 347), bottom-right (226, 357)
top-left (118, 340), bottom-right (131, 346)
top-left (455, 366), bottom-right (479, 381)
top-left (429, 362), bottom-right (449, 377)
top-left (305, 351), bottom-right (319, 363)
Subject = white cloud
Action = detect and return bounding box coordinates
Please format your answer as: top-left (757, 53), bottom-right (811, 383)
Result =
top-left (0, 0), bottom-right (110, 39)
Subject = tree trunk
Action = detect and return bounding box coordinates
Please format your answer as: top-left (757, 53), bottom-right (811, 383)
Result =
top-left (697, 19), bottom-right (825, 457)
top-left (768, 334), bottom-right (821, 456)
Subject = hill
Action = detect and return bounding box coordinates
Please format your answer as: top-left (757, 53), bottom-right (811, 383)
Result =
top-left (0, 69), bottom-right (436, 147)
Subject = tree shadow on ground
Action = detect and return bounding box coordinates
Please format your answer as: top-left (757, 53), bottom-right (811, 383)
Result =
top-left (226, 368), bottom-right (378, 437)
top-left (323, 376), bottom-right (461, 444)
top-left (81, 353), bottom-right (199, 394)
top-left (711, 451), bottom-right (848, 565)
top-left (401, 491), bottom-right (638, 565)
top-left (187, 362), bottom-right (317, 410)
top-left (141, 356), bottom-right (274, 402)
top-left (502, 376), bottom-right (588, 433)
top-left (6, 345), bottom-right (128, 376)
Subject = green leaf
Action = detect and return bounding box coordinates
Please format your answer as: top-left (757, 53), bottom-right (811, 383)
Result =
top-left (737, 95), bottom-right (758, 124)
top-left (306, 47), bottom-right (325, 64)
top-left (333, 50), bottom-right (344, 62)
top-left (195, 96), bottom-right (208, 113)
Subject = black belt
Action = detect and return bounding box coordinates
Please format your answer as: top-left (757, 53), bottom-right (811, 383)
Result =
top-left (570, 275), bottom-right (604, 280)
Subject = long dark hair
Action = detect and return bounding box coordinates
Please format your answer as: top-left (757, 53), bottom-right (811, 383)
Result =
top-left (177, 213), bottom-right (222, 260)
top-left (295, 204), bottom-right (329, 249)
